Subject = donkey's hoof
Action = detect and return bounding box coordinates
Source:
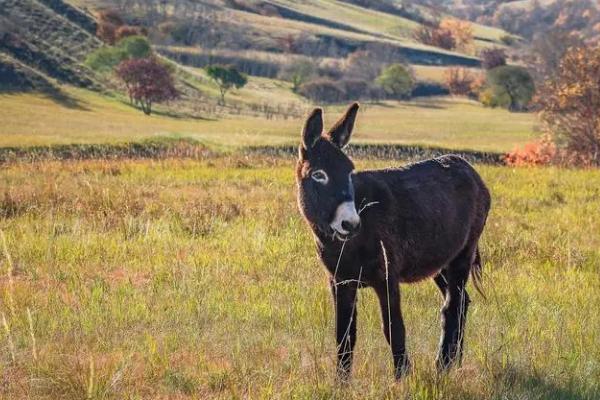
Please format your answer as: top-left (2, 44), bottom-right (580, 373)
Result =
top-left (336, 367), bottom-right (352, 384)
top-left (394, 357), bottom-right (411, 380)
top-left (435, 354), bottom-right (457, 373)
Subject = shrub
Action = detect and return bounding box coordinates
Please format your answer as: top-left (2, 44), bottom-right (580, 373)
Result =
top-left (439, 18), bottom-right (474, 52)
top-left (279, 60), bottom-right (316, 92)
top-left (344, 50), bottom-right (382, 81)
top-left (486, 65), bottom-right (535, 111)
top-left (375, 64), bottom-right (414, 99)
top-left (115, 25), bottom-right (146, 42)
top-left (537, 45), bottom-right (600, 165)
top-left (206, 65), bottom-right (248, 105)
top-left (85, 46), bottom-right (128, 72)
top-left (116, 57), bottom-right (178, 115)
top-left (504, 135), bottom-right (557, 166)
top-left (85, 36), bottom-right (152, 72)
top-left (96, 9), bottom-right (124, 45)
top-left (339, 79), bottom-right (377, 100)
top-left (500, 35), bottom-right (517, 46)
top-left (117, 36), bottom-right (152, 59)
top-left (478, 86), bottom-right (511, 108)
top-left (298, 79), bottom-right (345, 103)
top-left (480, 48), bottom-right (507, 70)
top-left (444, 67), bottom-right (475, 96)
top-left (413, 24), bottom-right (456, 50)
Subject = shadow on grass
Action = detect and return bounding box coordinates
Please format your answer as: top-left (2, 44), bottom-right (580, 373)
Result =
top-left (493, 366), bottom-right (598, 400)
top-left (42, 87), bottom-right (90, 111)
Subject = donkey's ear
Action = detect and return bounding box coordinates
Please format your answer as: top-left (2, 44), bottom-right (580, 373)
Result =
top-left (327, 102), bottom-right (359, 148)
top-left (302, 108), bottom-right (324, 149)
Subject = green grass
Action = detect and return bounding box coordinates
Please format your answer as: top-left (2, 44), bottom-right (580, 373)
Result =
top-left (0, 88), bottom-right (536, 152)
top-left (1, 155), bottom-right (599, 399)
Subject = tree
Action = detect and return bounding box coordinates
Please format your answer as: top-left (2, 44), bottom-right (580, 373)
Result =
top-left (206, 65), bottom-right (247, 105)
top-left (279, 60), bottom-right (315, 92)
top-left (116, 57), bottom-right (178, 115)
top-left (375, 64), bottom-right (414, 99)
top-left (537, 45), bottom-right (600, 165)
top-left (439, 18), bottom-right (474, 52)
top-left (444, 67), bottom-right (475, 96)
top-left (413, 24), bottom-right (456, 50)
top-left (96, 9), bottom-right (124, 45)
top-left (117, 35), bottom-right (152, 59)
top-left (344, 50), bottom-right (382, 81)
top-left (486, 66), bottom-right (535, 111)
top-left (480, 48), bottom-right (507, 70)
top-left (85, 36), bottom-right (152, 72)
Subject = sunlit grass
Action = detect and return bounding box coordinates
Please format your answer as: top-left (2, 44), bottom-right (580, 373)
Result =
top-left (0, 155), bottom-right (599, 399)
top-left (0, 89), bottom-right (536, 152)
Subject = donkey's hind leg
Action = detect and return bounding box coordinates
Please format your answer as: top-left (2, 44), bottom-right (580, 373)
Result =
top-left (435, 249), bottom-right (472, 371)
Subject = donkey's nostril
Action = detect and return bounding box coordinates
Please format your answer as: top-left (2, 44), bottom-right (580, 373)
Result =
top-left (341, 220), bottom-right (360, 233)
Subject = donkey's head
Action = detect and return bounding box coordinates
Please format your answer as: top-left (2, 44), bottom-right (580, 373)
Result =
top-left (296, 103), bottom-right (361, 241)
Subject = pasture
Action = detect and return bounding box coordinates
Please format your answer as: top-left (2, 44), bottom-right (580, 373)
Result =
top-left (0, 90), bottom-right (535, 152)
top-left (1, 154), bottom-right (599, 399)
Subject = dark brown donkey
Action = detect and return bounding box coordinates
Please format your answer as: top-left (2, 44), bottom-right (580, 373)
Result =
top-left (296, 103), bottom-right (491, 380)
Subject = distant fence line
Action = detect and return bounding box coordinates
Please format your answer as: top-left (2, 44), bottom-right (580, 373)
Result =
top-left (0, 140), bottom-right (505, 165)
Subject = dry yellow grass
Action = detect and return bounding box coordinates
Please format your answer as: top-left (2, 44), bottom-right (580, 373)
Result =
top-left (0, 89), bottom-right (536, 152)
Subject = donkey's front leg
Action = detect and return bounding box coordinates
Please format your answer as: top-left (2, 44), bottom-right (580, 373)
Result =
top-left (374, 280), bottom-right (410, 379)
top-left (330, 279), bottom-right (358, 381)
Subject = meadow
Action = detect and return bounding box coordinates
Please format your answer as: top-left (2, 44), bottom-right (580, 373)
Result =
top-left (1, 154), bottom-right (599, 399)
top-left (0, 90), bottom-right (535, 152)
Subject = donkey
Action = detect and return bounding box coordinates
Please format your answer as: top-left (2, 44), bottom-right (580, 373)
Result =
top-left (296, 103), bottom-right (491, 380)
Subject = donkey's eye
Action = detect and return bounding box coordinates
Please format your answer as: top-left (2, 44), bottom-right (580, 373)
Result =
top-left (311, 170), bottom-right (329, 184)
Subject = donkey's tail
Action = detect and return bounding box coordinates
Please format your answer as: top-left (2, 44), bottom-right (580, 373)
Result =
top-left (471, 247), bottom-right (486, 300)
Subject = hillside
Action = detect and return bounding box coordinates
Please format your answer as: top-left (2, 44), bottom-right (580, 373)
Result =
top-left (0, 0), bottom-right (534, 153)
top-left (0, 0), bottom-right (102, 92)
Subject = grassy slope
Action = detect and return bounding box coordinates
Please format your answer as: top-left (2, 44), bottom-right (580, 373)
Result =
top-left (0, 88), bottom-right (535, 152)
top-left (273, 0), bottom-right (507, 47)
top-left (1, 156), bottom-right (599, 399)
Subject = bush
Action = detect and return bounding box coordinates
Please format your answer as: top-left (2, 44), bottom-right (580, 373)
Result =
top-left (344, 50), bottom-right (382, 81)
top-left (413, 24), bottom-right (456, 50)
top-left (85, 36), bottom-right (152, 72)
top-left (279, 60), bottom-right (316, 92)
top-left (117, 36), bottom-right (152, 59)
top-left (298, 79), bottom-right (345, 103)
top-left (115, 25), bottom-right (146, 42)
top-left (500, 35), bottom-right (517, 46)
top-left (85, 46), bottom-right (128, 72)
top-left (480, 48), bottom-right (507, 70)
top-left (504, 135), bottom-right (557, 166)
top-left (537, 45), bottom-right (600, 165)
top-left (375, 64), bottom-right (414, 99)
top-left (478, 86), bottom-right (511, 108)
top-left (95, 9), bottom-right (124, 45)
top-left (485, 66), bottom-right (535, 111)
top-left (444, 67), bottom-right (475, 96)
top-left (339, 79), bottom-right (378, 100)
top-left (439, 18), bottom-right (473, 52)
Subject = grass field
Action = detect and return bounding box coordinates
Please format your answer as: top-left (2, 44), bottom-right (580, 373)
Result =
top-left (1, 154), bottom-right (599, 399)
top-left (0, 89), bottom-right (535, 152)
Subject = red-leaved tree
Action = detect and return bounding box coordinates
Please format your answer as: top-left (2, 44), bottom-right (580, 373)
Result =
top-left (116, 57), bottom-right (178, 115)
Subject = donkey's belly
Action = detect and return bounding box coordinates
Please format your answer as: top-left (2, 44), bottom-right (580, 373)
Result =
top-left (397, 263), bottom-right (445, 283)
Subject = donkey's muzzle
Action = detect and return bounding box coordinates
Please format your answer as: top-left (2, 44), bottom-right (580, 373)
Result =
top-left (331, 201), bottom-right (361, 239)
top-left (341, 219), bottom-right (361, 235)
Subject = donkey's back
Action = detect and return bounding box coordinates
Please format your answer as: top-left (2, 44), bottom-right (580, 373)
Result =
top-left (354, 154), bottom-right (491, 283)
